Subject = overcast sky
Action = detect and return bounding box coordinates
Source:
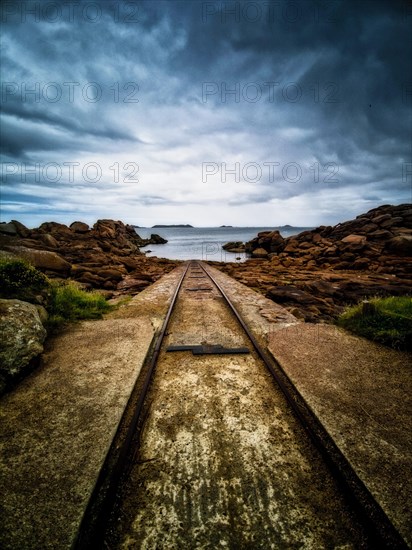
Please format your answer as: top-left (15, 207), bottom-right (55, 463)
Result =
top-left (1, 0), bottom-right (411, 227)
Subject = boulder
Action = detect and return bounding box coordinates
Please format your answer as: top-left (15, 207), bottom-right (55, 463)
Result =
top-left (0, 222), bottom-right (18, 236)
top-left (323, 246), bottom-right (338, 256)
top-left (283, 240), bottom-right (300, 254)
top-left (92, 219), bottom-right (142, 251)
top-left (38, 222), bottom-right (71, 234)
top-left (0, 299), bottom-right (46, 391)
top-left (70, 221), bottom-right (90, 233)
top-left (40, 234), bottom-right (59, 248)
top-left (4, 246), bottom-right (71, 275)
top-left (0, 220), bottom-right (30, 238)
top-left (368, 229), bottom-right (393, 240)
top-left (11, 220), bottom-right (31, 238)
top-left (359, 223), bottom-right (378, 234)
top-left (385, 236), bottom-right (412, 256)
top-left (371, 213), bottom-right (392, 225)
top-left (149, 233), bottom-right (168, 244)
top-left (121, 258), bottom-right (139, 271)
top-left (268, 231), bottom-right (285, 253)
top-left (341, 234), bottom-right (366, 245)
top-left (222, 241), bottom-right (245, 252)
top-left (93, 219), bottom-right (117, 239)
top-left (252, 247), bottom-right (269, 258)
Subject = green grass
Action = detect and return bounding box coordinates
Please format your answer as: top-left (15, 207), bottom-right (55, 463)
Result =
top-left (46, 281), bottom-right (112, 332)
top-left (1, 258), bottom-right (112, 336)
top-left (337, 296), bottom-right (412, 351)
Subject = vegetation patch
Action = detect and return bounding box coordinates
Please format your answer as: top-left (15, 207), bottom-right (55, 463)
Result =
top-left (0, 258), bottom-right (50, 303)
top-left (337, 296), bottom-right (412, 351)
top-left (0, 258), bottom-right (112, 334)
top-left (46, 281), bottom-right (112, 332)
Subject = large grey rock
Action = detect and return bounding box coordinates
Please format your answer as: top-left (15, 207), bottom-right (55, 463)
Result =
top-left (0, 299), bottom-right (47, 390)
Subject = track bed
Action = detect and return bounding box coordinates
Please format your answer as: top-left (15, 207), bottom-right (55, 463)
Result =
top-left (100, 263), bottom-right (373, 548)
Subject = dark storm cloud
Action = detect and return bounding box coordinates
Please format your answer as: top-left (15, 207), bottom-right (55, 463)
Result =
top-left (1, 100), bottom-right (140, 156)
top-left (0, 0), bottom-right (411, 226)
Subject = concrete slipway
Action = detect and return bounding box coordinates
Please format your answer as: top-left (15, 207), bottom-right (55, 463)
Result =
top-left (0, 263), bottom-right (410, 548)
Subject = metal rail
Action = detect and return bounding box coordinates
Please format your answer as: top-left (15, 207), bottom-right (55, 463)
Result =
top-left (76, 260), bottom-right (407, 549)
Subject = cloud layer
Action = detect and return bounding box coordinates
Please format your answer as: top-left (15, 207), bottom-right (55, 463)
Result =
top-left (1, 0), bottom-right (411, 227)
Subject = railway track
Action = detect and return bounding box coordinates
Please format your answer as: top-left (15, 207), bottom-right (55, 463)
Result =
top-left (76, 261), bottom-right (406, 549)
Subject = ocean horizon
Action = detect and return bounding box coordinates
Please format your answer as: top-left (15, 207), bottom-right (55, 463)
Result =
top-left (134, 226), bottom-right (313, 261)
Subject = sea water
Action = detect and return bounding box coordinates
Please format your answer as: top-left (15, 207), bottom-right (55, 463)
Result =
top-left (134, 226), bottom-right (312, 262)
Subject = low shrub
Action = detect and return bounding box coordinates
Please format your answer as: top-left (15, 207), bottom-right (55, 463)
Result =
top-left (46, 281), bottom-right (112, 332)
top-left (337, 296), bottom-right (412, 351)
top-left (0, 258), bottom-right (50, 303)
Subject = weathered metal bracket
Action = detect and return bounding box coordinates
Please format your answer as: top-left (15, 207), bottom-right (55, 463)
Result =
top-left (166, 344), bottom-right (250, 355)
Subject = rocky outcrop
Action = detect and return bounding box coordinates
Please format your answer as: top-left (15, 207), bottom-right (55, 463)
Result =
top-left (244, 204), bottom-right (412, 278)
top-left (215, 204), bottom-right (412, 322)
top-left (0, 219), bottom-right (178, 296)
top-left (247, 230), bottom-right (285, 254)
top-left (148, 233), bottom-right (168, 244)
top-left (0, 299), bottom-right (47, 392)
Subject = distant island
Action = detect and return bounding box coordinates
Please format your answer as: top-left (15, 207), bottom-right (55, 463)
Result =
top-left (152, 224), bottom-right (193, 228)
top-left (220, 225), bottom-right (233, 227)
